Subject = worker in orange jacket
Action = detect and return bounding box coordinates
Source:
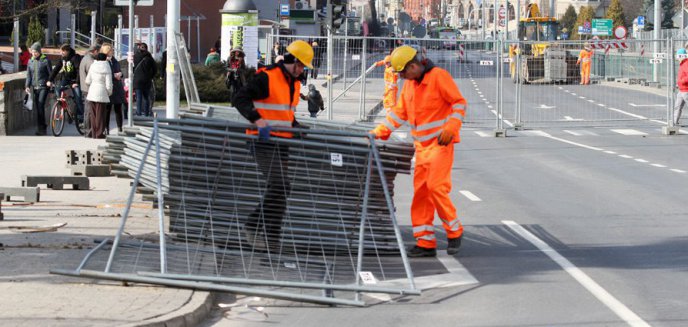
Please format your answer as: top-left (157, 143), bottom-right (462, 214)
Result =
top-left (375, 55), bottom-right (399, 113)
top-left (233, 40), bottom-right (314, 251)
top-left (577, 43), bottom-right (593, 85)
top-left (371, 45), bottom-right (467, 257)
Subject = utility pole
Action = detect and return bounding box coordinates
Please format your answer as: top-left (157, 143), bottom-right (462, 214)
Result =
top-left (327, 0), bottom-right (334, 120)
top-left (127, 1), bottom-right (135, 126)
top-left (166, 0), bottom-right (181, 119)
top-left (653, 0), bottom-right (660, 82)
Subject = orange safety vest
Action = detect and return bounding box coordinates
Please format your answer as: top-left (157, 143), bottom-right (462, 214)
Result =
top-left (247, 66), bottom-right (300, 138)
top-left (577, 49), bottom-right (592, 64)
top-left (373, 67), bottom-right (467, 148)
top-left (383, 65), bottom-right (398, 108)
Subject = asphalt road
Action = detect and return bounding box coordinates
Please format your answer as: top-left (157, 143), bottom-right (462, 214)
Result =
top-left (202, 49), bottom-right (688, 327)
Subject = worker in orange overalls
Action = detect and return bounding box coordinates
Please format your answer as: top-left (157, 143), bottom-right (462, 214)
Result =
top-left (375, 55), bottom-right (399, 113)
top-left (370, 45), bottom-right (467, 257)
top-left (577, 43), bottom-right (593, 85)
top-left (233, 40), bottom-right (313, 251)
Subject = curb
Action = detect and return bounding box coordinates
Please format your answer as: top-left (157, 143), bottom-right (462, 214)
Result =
top-left (129, 291), bottom-right (215, 327)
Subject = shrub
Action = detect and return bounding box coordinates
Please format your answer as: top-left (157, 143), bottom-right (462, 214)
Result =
top-left (155, 62), bottom-right (235, 103)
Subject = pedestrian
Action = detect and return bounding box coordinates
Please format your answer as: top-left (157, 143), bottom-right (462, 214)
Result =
top-left (271, 42), bottom-right (282, 63)
top-left (214, 36), bottom-right (221, 54)
top-left (133, 43), bottom-right (157, 116)
top-left (310, 41), bottom-right (323, 79)
top-left (233, 40), bottom-right (314, 251)
top-left (370, 45), bottom-right (467, 257)
top-left (674, 48), bottom-right (688, 126)
top-left (24, 42), bottom-right (52, 136)
top-left (374, 55), bottom-right (398, 113)
top-left (226, 48), bottom-right (247, 102)
top-left (79, 43), bottom-right (102, 136)
top-left (577, 42), bottom-right (593, 85)
top-left (84, 53), bottom-right (112, 139)
top-left (300, 84), bottom-right (324, 117)
top-left (101, 43), bottom-right (126, 134)
top-left (48, 44), bottom-right (84, 123)
top-left (205, 48), bottom-right (221, 66)
top-left (19, 44), bottom-right (31, 71)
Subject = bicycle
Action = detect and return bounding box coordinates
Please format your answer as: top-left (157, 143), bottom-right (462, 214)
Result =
top-left (50, 86), bottom-right (84, 137)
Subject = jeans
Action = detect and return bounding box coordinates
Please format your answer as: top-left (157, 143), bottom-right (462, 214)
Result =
top-left (55, 82), bottom-right (84, 118)
top-left (32, 88), bottom-right (49, 131)
top-left (674, 91), bottom-right (688, 125)
top-left (135, 87), bottom-right (151, 116)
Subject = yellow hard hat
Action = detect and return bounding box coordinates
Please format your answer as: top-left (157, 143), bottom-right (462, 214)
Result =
top-left (390, 45), bottom-right (418, 72)
top-left (384, 55), bottom-right (391, 63)
top-left (286, 40), bottom-right (314, 69)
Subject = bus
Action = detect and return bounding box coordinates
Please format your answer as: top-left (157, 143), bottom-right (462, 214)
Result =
top-left (430, 27), bottom-right (461, 49)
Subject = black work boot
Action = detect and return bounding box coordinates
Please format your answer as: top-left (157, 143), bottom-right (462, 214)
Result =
top-left (406, 245), bottom-right (437, 258)
top-left (447, 236), bottom-right (462, 255)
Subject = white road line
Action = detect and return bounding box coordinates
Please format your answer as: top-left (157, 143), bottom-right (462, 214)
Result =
top-left (670, 169), bottom-right (687, 173)
top-left (651, 163), bottom-right (667, 168)
top-left (629, 103), bottom-right (664, 107)
top-left (571, 93), bottom-right (577, 96)
top-left (597, 103), bottom-right (606, 107)
top-left (490, 110), bottom-right (514, 127)
top-left (608, 108), bottom-right (647, 120)
top-left (619, 154), bottom-right (633, 159)
top-left (579, 96), bottom-right (586, 99)
top-left (542, 134), bottom-right (604, 151)
top-left (459, 190), bottom-right (482, 201)
top-left (611, 129), bottom-right (648, 136)
top-left (588, 99), bottom-right (595, 103)
top-left (475, 131), bottom-right (493, 137)
top-left (604, 150), bottom-right (617, 154)
top-left (502, 220), bottom-right (652, 327)
top-left (635, 159), bottom-right (649, 163)
top-left (563, 130), bottom-right (583, 136)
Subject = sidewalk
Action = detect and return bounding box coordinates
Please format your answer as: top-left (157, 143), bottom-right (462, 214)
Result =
top-left (0, 134), bottom-right (214, 327)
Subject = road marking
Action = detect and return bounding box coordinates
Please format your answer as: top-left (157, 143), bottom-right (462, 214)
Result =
top-left (475, 131), bottom-right (493, 137)
top-left (579, 96), bottom-right (586, 99)
top-left (629, 103), bottom-right (664, 107)
top-left (564, 130), bottom-right (599, 136)
top-left (635, 159), bottom-right (649, 163)
top-left (604, 150), bottom-right (617, 154)
top-left (564, 130), bottom-right (583, 136)
top-left (597, 103), bottom-right (606, 107)
top-left (611, 129), bottom-right (648, 136)
top-left (608, 108), bottom-right (647, 120)
top-left (564, 116), bottom-right (583, 121)
top-left (502, 220), bottom-right (652, 327)
top-left (376, 252), bottom-right (478, 294)
top-left (619, 154), bottom-right (633, 159)
top-left (571, 93), bottom-right (577, 96)
top-left (459, 190), bottom-right (482, 201)
top-left (588, 99), bottom-right (595, 103)
top-left (670, 169), bottom-right (687, 173)
top-left (537, 104), bottom-right (556, 109)
top-left (651, 163), bottom-right (667, 168)
top-left (490, 110), bottom-right (514, 127)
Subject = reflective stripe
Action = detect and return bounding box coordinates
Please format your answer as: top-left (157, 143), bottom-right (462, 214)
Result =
top-left (413, 130), bottom-right (442, 142)
top-left (450, 113), bottom-right (463, 120)
top-left (388, 111), bottom-right (406, 126)
top-left (417, 234), bottom-right (436, 241)
top-left (441, 218), bottom-right (461, 232)
top-left (415, 118), bottom-right (446, 132)
top-left (452, 104), bottom-right (466, 111)
top-left (265, 120), bottom-right (292, 127)
top-left (413, 225), bottom-right (434, 234)
top-left (382, 120), bottom-right (397, 131)
top-left (253, 102), bottom-right (292, 111)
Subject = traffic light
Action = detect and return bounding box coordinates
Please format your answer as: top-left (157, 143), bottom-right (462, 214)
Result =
top-left (331, 1), bottom-right (347, 31)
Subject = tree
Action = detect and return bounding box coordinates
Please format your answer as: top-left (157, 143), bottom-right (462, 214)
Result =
top-left (559, 4), bottom-right (577, 35)
top-left (572, 6), bottom-right (595, 40)
top-left (605, 0), bottom-right (626, 28)
top-left (26, 15), bottom-right (44, 49)
top-left (641, 0), bottom-right (676, 30)
top-left (619, 0), bottom-right (644, 27)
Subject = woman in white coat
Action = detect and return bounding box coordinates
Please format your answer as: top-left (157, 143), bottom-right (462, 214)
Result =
top-left (85, 53), bottom-right (112, 138)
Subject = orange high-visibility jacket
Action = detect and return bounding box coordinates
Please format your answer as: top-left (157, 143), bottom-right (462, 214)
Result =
top-left (375, 60), bottom-right (399, 109)
top-left (247, 66), bottom-right (300, 138)
top-left (577, 49), bottom-right (593, 64)
top-left (372, 67), bottom-right (467, 147)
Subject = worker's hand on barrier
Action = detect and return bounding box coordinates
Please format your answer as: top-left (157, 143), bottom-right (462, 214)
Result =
top-left (437, 130), bottom-right (454, 146)
top-left (258, 125), bottom-right (272, 141)
top-left (368, 131), bottom-right (378, 139)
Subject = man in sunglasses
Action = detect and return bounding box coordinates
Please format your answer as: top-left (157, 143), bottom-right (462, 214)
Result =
top-left (370, 45), bottom-right (468, 258)
top-left (233, 40), bottom-right (314, 252)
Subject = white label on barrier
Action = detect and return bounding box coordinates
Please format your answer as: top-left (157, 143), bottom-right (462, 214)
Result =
top-left (503, 58), bottom-right (512, 63)
top-left (358, 271), bottom-right (377, 285)
top-left (480, 60), bottom-right (494, 66)
top-left (352, 54), bottom-right (361, 60)
top-left (284, 262), bottom-right (297, 269)
top-left (331, 153), bottom-right (343, 167)
top-left (649, 59), bottom-right (663, 64)
top-left (653, 53), bottom-right (667, 59)
top-left (677, 54), bottom-right (688, 60)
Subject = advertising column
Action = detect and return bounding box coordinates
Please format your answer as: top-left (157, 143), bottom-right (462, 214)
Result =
top-left (221, 11), bottom-right (259, 68)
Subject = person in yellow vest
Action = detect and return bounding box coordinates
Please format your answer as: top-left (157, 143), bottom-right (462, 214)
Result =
top-left (374, 55), bottom-right (399, 113)
top-left (577, 43), bottom-right (593, 85)
top-left (233, 40), bottom-right (314, 251)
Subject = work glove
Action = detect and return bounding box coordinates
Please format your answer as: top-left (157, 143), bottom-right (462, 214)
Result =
top-left (437, 129), bottom-right (454, 146)
top-left (258, 125), bottom-right (272, 141)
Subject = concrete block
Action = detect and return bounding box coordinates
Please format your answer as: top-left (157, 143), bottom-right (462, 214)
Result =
top-left (0, 187), bottom-right (40, 202)
top-left (68, 164), bottom-right (111, 177)
top-left (22, 175), bottom-right (90, 190)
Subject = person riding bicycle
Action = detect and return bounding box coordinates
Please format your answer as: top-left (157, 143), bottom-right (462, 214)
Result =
top-left (48, 44), bottom-right (84, 121)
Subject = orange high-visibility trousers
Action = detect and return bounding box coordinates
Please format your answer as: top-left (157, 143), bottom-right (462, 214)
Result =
top-left (411, 142), bottom-right (463, 249)
top-left (580, 62), bottom-right (591, 85)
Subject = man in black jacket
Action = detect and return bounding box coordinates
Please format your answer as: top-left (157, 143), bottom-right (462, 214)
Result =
top-left (133, 43), bottom-right (157, 116)
top-left (48, 44), bottom-right (84, 121)
top-left (25, 42), bottom-right (52, 135)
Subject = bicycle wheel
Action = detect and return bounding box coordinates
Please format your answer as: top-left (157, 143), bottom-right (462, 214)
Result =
top-left (50, 101), bottom-right (66, 137)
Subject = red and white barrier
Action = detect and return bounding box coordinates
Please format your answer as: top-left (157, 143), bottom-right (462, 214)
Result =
top-left (458, 43), bottom-right (465, 62)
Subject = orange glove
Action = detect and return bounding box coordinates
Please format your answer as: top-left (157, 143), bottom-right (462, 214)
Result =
top-left (437, 129), bottom-right (454, 146)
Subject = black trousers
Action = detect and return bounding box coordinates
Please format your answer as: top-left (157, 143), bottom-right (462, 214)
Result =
top-left (32, 88), bottom-right (49, 132)
top-left (246, 141), bottom-right (291, 245)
